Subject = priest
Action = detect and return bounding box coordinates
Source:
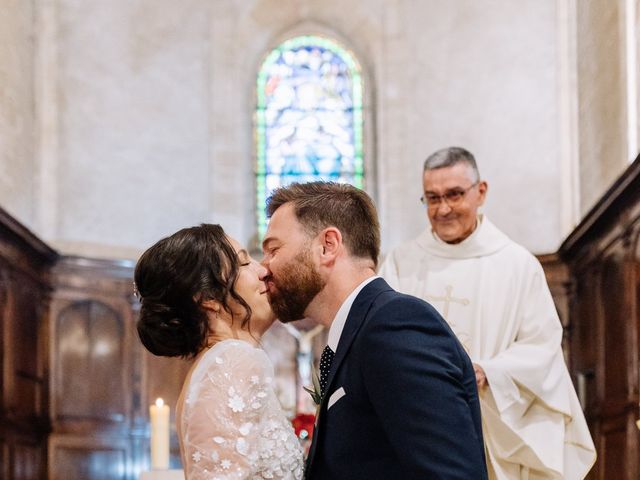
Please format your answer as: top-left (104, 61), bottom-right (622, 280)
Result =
top-left (379, 147), bottom-right (596, 479)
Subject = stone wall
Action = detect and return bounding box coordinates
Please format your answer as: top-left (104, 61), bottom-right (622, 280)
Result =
top-left (0, 0), bottom-right (636, 258)
top-left (0, 0), bottom-right (36, 227)
top-left (576, 0), bottom-right (630, 214)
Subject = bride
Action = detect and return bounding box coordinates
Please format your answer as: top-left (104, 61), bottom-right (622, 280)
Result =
top-left (134, 224), bottom-right (303, 479)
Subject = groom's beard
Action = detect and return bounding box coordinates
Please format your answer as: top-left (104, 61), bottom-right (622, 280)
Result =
top-left (267, 249), bottom-right (325, 324)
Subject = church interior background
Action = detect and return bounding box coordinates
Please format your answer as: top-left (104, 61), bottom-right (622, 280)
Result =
top-left (1, 0), bottom-right (640, 478)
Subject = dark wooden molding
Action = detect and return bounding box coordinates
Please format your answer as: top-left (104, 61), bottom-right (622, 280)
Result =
top-left (55, 256), bottom-right (135, 277)
top-left (537, 252), bottom-right (570, 284)
top-left (0, 206), bottom-right (57, 265)
top-left (560, 155), bottom-right (640, 259)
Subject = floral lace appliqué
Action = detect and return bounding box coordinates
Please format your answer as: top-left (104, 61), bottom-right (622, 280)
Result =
top-left (182, 341), bottom-right (303, 479)
top-left (229, 394), bottom-right (246, 413)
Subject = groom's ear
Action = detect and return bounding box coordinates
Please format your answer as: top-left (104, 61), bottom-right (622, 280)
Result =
top-left (318, 227), bottom-right (341, 265)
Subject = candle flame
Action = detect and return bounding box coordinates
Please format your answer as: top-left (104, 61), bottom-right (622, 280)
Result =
top-left (155, 398), bottom-right (164, 408)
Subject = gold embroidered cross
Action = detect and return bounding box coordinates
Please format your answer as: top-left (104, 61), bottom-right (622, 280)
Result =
top-left (426, 285), bottom-right (470, 320)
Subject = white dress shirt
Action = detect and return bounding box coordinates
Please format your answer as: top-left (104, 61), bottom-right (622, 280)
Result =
top-left (327, 276), bottom-right (379, 352)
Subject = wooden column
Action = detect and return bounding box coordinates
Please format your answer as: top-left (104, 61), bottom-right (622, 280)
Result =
top-left (0, 207), bottom-right (57, 480)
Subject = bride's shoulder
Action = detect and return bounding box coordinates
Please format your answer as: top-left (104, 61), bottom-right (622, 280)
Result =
top-left (209, 339), bottom-right (268, 360)
top-left (196, 340), bottom-right (271, 376)
top-left (185, 340), bottom-right (273, 397)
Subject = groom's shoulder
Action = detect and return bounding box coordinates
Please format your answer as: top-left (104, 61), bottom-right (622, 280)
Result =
top-left (361, 290), bottom-right (464, 359)
top-left (359, 278), bottom-right (443, 324)
top-left (371, 287), bottom-right (442, 321)
top-left (366, 278), bottom-right (429, 304)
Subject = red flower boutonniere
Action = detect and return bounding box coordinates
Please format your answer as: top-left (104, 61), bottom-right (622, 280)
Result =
top-left (292, 412), bottom-right (316, 440)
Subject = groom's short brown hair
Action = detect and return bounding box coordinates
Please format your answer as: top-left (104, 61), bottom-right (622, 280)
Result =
top-left (266, 181), bottom-right (380, 267)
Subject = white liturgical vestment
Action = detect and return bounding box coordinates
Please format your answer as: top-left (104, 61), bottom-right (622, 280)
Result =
top-left (379, 216), bottom-right (596, 480)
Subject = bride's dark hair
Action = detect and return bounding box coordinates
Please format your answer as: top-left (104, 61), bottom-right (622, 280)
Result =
top-left (134, 224), bottom-right (252, 359)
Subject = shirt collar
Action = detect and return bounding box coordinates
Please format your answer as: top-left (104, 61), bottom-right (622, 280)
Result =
top-left (327, 275), bottom-right (379, 351)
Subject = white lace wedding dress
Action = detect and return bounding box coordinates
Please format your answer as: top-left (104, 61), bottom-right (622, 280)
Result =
top-left (178, 339), bottom-right (303, 480)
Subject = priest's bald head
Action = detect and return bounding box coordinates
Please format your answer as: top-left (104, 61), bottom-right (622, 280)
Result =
top-left (421, 147), bottom-right (488, 244)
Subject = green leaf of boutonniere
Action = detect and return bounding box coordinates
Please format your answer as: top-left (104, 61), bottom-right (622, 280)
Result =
top-left (304, 368), bottom-right (323, 405)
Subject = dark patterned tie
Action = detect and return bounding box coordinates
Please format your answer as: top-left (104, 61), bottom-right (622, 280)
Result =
top-left (319, 345), bottom-right (335, 395)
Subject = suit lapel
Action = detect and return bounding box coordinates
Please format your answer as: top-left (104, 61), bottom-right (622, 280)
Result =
top-left (323, 278), bottom-right (391, 396)
top-left (305, 278), bottom-right (392, 473)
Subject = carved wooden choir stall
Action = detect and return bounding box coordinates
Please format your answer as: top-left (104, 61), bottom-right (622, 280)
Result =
top-left (558, 156), bottom-right (640, 480)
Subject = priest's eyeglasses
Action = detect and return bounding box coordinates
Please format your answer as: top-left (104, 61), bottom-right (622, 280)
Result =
top-left (420, 182), bottom-right (479, 208)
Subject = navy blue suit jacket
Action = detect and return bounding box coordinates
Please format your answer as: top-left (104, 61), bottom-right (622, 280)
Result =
top-left (305, 278), bottom-right (487, 479)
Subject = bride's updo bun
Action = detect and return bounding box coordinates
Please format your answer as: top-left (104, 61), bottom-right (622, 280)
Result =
top-left (134, 224), bottom-right (251, 358)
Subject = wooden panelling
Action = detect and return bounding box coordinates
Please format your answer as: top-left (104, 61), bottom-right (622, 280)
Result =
top-left (538, 253), bottom-right (572, 364)
top-left (54, 301), bottom-right (126, 424)
top-left (12, 435), bottom-right (45, 480)
top-left (0, 207), bottom-right (57, 480)
top-left (49, 435), bottom-right (129, 480)
top-left (48, 257), bottom-right (191, 479)
top-left (1, 439), bottom-right (6, 479)
top-left (49, 258), bottom-right (136, 479)
top-left (601, 257), bottom-right (629, 403)
top-left (559, 155), bottom-right (640, 479)
top-left (599, 424), bottom-right (626, 480)
top-left (571, 270), bottom-right (598, 416)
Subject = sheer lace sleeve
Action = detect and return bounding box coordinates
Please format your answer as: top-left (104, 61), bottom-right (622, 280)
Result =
top-left (181, 340), bottom-right (302, 480)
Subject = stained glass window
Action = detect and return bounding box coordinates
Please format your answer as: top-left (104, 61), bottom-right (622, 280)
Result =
top-left (255, 35), bottom-right (364, 237)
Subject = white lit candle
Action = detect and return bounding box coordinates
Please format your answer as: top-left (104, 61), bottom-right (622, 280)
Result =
top-left (150, 397), bottom-right (170, 470)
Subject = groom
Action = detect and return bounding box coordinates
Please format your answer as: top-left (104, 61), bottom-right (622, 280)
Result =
top-left (261, 181), bottom-right (487, 479)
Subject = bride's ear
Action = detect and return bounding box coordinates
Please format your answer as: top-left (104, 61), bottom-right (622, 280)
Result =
top-left (200, 298), bottom-right (222, 313)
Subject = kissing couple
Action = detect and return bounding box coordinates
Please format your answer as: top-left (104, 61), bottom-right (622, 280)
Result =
top-left (135, 181), bottom-right (488, 479)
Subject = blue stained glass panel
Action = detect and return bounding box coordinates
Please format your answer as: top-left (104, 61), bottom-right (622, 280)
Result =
top-left (256, 35), bottom-right (364, 237)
